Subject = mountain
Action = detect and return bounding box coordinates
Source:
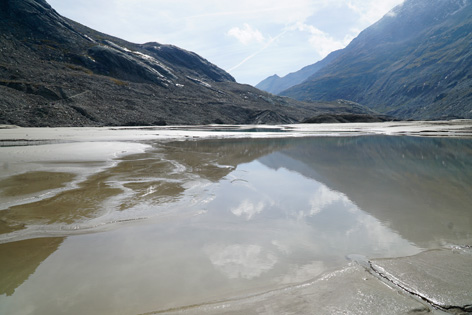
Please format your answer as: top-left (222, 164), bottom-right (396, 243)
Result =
top-left (256, 50), bottom-right (342, 95)
top-left (0, 0), bottom-right (381, 127)
top-left (280, 0), bottom-right (472, 120)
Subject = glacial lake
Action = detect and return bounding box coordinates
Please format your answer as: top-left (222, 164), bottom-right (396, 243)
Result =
top-left (0, 125), bottom-right (471, 314)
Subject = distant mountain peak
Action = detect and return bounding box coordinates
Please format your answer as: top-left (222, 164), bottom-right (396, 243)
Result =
top-left (256, 49), bottom-right (342, 95)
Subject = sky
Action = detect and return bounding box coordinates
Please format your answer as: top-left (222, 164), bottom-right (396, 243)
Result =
top-left (48, 0), bottom-right (404, 86)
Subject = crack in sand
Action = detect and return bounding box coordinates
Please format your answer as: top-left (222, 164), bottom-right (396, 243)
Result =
top-left (367, 260), bottom-right (471, 314)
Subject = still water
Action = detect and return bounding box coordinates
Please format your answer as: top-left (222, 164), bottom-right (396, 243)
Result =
top-left (0, 135), bottom-right (471, 314)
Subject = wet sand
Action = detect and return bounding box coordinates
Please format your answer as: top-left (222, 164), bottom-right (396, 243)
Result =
top-left (1, 120), bottom-right (472, 143)
top-left (160, 247), bottom-right (472, 314)
top-left (0, 122), bottom-right (471, 314)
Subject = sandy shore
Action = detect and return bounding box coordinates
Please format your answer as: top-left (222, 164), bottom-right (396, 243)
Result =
top-left (155, 247), bottom-right (472, 314)
top-left (0, 120), bottom-right (471, 143)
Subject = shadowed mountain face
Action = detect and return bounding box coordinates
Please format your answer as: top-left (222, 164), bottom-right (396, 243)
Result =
top-left (278, 0), bottom-right (472, 120)
top-left (0, 0), bottom-right (379, 127)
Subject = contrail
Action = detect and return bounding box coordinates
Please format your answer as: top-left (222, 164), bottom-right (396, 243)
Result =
top-left (228, 29), bottom-right (288, 72)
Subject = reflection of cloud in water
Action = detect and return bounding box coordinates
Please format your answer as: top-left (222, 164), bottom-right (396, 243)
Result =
top-left (309, 185), bottom-right (351, 216)
top-left (279, 261), bottom-right (325, 284)
top-left (271, 240), bottom-right (292, 255)
top-left (231, 200), bottom-right (266, 220)
top-left (212, 158), bottom-right (420, 262)
top-left (205, 244), bottom-right (277, 279)
top-left (347, 212), bottom-right (416, 256)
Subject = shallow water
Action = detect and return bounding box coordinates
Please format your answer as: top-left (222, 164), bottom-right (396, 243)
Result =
top-left (0, 134), bottom-right (471, 314)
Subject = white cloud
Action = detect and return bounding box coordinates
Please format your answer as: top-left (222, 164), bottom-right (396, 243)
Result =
top-left (187, 0), bottom-right (317, 25)
top-left (294, 23), bottom-right (349, 58)
top-left (347, 0), bottom-right (405, 25)
top-left (48, 0), bottom-right (405, 84)
top-left (228, 24), bottom-right (265, 45)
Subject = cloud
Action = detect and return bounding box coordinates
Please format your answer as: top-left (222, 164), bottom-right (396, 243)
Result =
top-left (227, 24), bottom-right (265, 45)
top-left (346, 0), bottom-right (405, 25)
top-left (48, 0), bottom-right (405, 85)
top-left (294, 23), bottom-right (350, 58)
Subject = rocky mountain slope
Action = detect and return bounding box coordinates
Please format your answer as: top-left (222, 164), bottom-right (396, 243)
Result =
top-left (0, 0), bottom-right (380, 127)
top-left (277, 0), bottom-right (472, 120)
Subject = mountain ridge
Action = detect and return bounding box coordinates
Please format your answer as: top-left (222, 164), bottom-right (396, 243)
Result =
top-left (278, 0), bottom-right (472, 120)
top-left (0, 0), bottom-right (381, 127)
top-left (255, 49), bottom-right (342, 95)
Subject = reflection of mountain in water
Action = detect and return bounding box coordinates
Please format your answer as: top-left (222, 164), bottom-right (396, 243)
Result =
top-left (2, 136), bottom-right (471, 299)
top-left (0, 138), bottom-right (295, 297)
top-left (163, 137), bottom-right (298, 182)
top-left (0, 237), bottom-right (64, 296)
top-left (259, 136), bottom-right (472, 248)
